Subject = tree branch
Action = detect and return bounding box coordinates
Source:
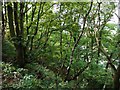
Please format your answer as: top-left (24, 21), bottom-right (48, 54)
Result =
top-left (7, 3), bottom-right (16, 41)
top-left (30, 2), bottom-right (45, 51)
top-left (65, 1), bottom-right (93, 81)
top-left (66, 62), bottom-right (91, 82)
top-left (13, 2), bottom-right (20, 37)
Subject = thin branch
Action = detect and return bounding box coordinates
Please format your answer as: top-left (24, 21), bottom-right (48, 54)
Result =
top-left (67, 62), bottom-right (91, 82)
top-left (95, 34), bottom-right (117, 72)
top-left (97, 2), bottom-right (102, 58)
top-left (23, 3), bottom-right (36, 14)
top-left (26, 5), bottom-right (37, 47)
top-left (65, 1), bottom-right (93, 81)
top-left (115, 13), bottom-right (120, 20)
top-left (30, 2), bottom-right (45, 51)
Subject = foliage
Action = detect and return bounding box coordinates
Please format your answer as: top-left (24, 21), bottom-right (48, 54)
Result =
top-left (2, 40), bottom-right (16, 58)
top-left (2, 1), bottom-right (120, 90)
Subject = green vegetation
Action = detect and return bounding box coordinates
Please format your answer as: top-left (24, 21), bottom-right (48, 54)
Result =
top-left (1, 2), bottom-right (120, 90)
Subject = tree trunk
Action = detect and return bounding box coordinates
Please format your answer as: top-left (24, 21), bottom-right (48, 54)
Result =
top-left (113, 65), bottom-right (120, 90)
top-left (7, 3), bottom-right (25, 67)
top-left (16, 44), bottom-right (25, 67)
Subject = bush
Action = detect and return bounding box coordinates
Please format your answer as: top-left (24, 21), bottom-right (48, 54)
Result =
top-left (2, 40), bottom-right (16, 62)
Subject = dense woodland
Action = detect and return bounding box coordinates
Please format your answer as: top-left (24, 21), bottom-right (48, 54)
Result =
top-left (1, 1), bottom-right (120, 90)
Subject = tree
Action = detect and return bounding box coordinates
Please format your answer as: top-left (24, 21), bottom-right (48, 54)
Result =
top-left (7, 3), bottom-right (25, 67)
top-left (2, 1), bottom-right (119, 89)
top-left (113, 1), bottom-right (120, 89)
